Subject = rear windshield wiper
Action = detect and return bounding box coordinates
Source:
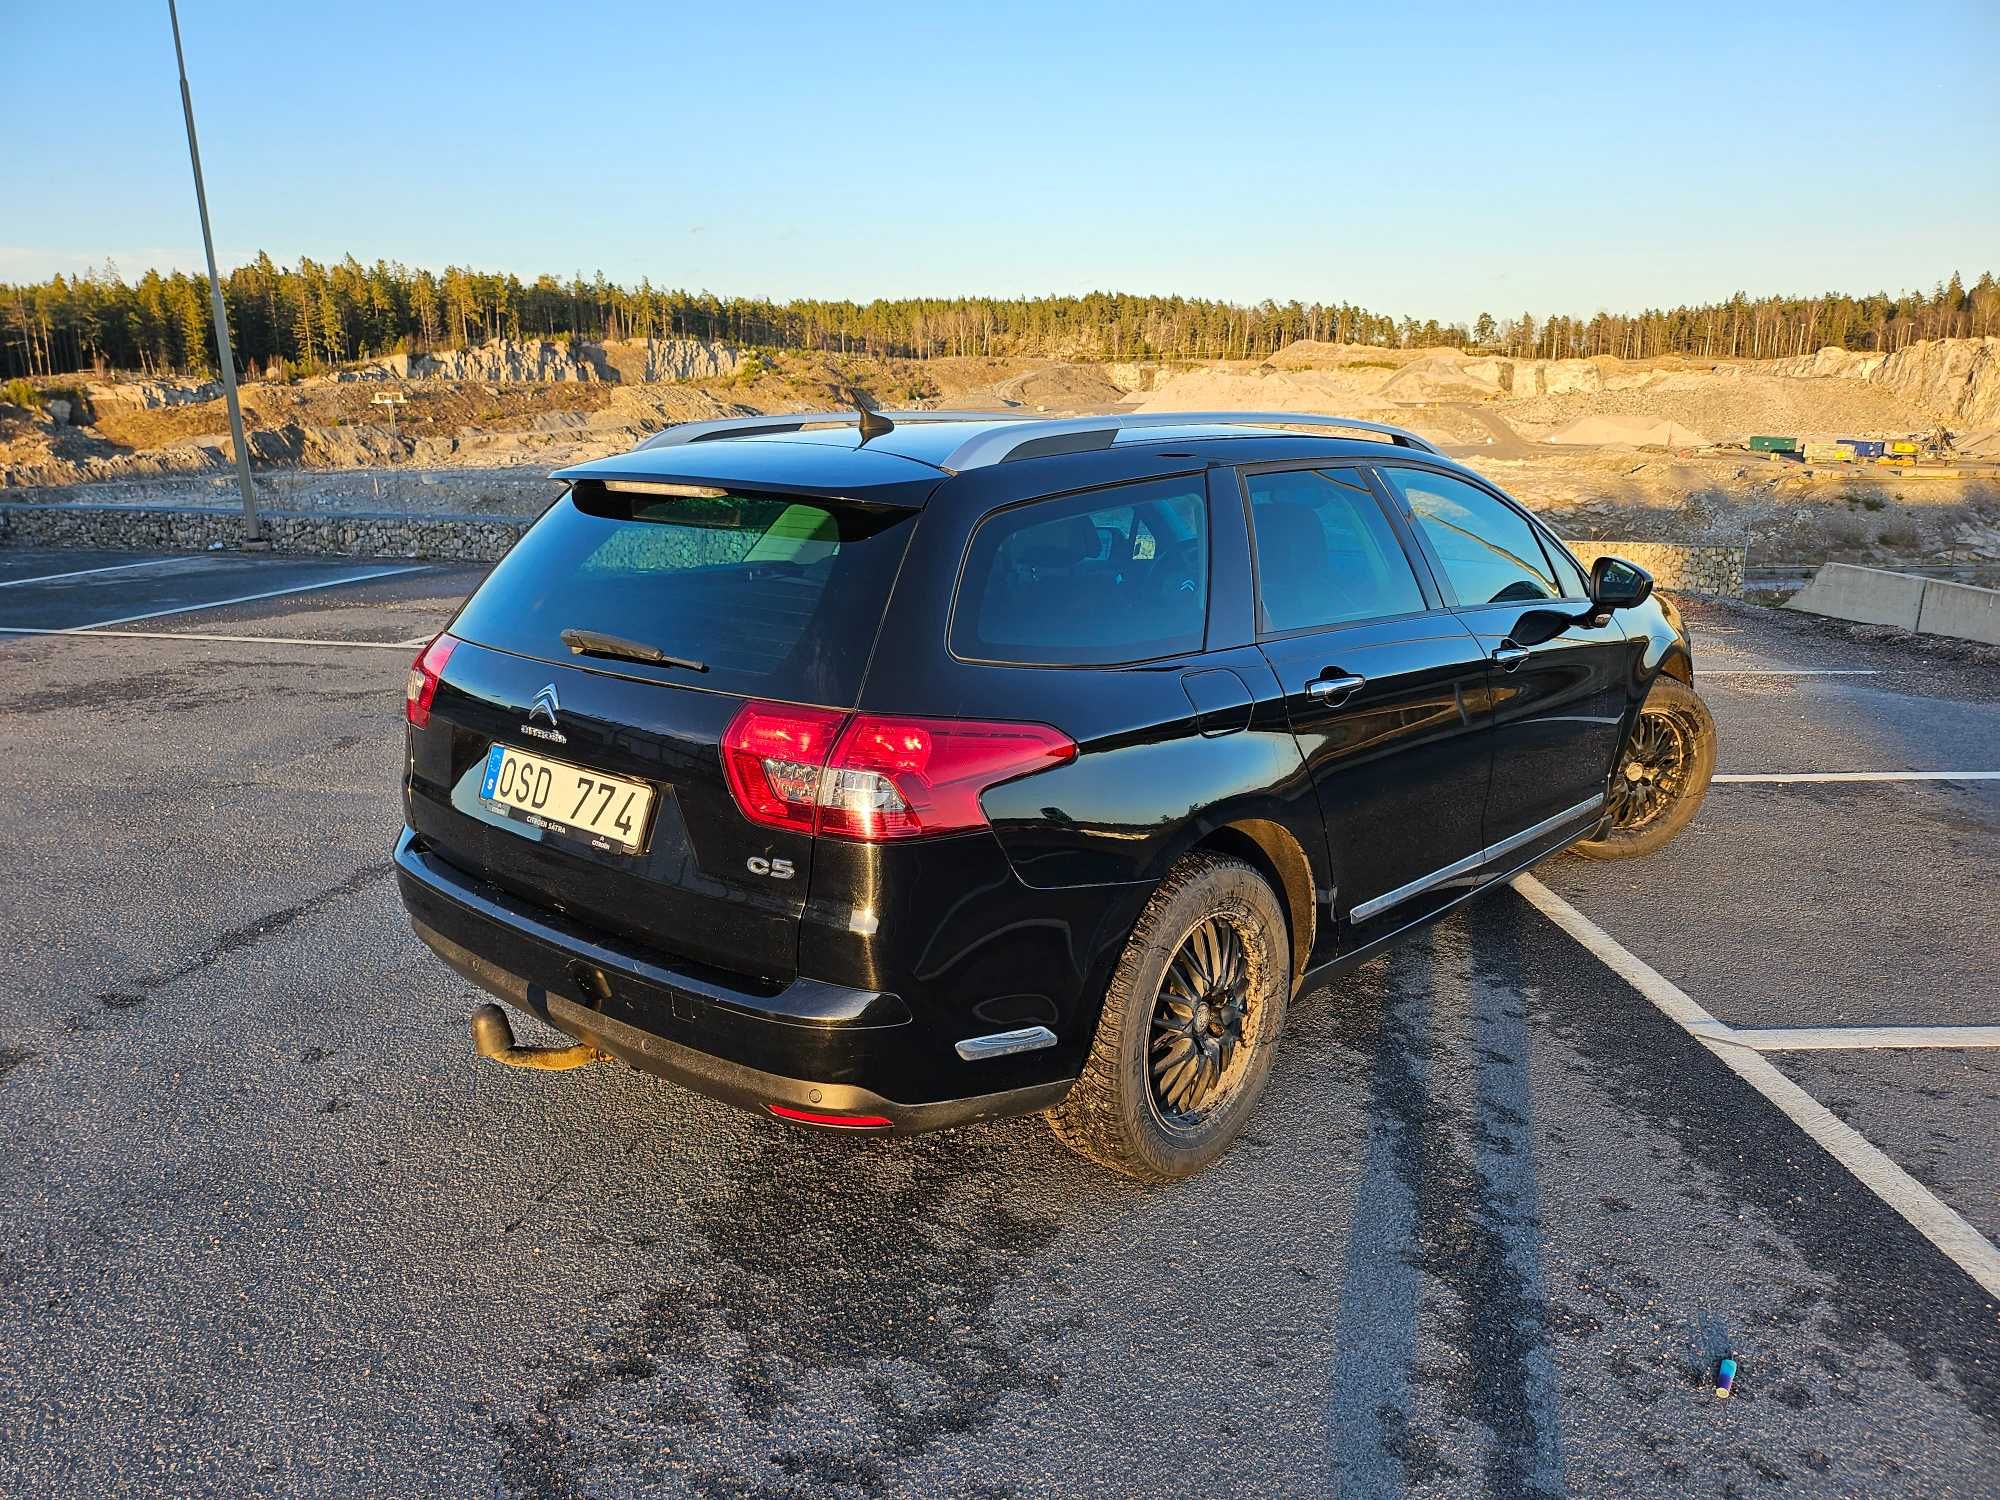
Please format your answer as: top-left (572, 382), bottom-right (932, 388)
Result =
top-left (559, 627), bottom-right (707, 673)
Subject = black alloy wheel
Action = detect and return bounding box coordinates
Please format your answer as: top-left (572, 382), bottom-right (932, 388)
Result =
top-left (1045, 852), bottom-right (1290, 1181)
top-left (1149, 916), bottom-right (1255, 1121)
top-left (1573, 676), bottom-right (1717, 862)
top-left (1606, 702), bottom-right (1697, 832)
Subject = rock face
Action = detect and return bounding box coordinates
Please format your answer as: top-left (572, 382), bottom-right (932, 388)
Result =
top-left (395, 340), bottom-right (605, 383)
top-left (1768, 338), bottom-right (1999, 427)
top-left (84, 379), bottom-right (224, 409)
top-left (632, 338), bottom-right (742, 383)
top-left (1871, 338), bottom-right (2000, 427)
top-left (1770, 346), bottom-right (1888, 380)
top-left (336, 336), bottom-right (745, 386)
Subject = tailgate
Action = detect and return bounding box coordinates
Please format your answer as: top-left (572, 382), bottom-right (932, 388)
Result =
top-left (408, 644), bottom-right (811, 986)
top-left (403, 481), bottom-right (921, 986)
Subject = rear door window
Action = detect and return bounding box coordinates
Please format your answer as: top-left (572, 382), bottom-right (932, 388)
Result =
top-left (952, 478), bottom-right (1208, 665)
top-left (1382, 468), bottom-right (1561, 605)
top-left (1245, 467), bottom-right (1427, 633)
top-left (449, 482), bottom-right (916, 706)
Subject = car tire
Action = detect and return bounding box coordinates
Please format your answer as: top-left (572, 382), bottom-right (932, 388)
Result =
top-left (1572, 675), bottom-right (1717, 861)
top-left (1045, 853), bottom-right (1289, 1182)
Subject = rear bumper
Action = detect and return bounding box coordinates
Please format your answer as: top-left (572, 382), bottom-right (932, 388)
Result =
top-left (394, 829), bottom-right (1071, 1132)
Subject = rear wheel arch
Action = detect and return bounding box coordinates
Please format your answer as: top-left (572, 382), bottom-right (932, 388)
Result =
top-left (1192, 819), bottom-right (1314, 993)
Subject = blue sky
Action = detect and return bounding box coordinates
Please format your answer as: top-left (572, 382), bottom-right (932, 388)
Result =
top-left (3, 0), bottom-right (1994, 324)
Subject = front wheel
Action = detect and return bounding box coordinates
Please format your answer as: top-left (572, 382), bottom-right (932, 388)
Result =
top-left (1045, 853), bottom-right (1289, 1182)
top-left (1572, 676), bottom-right (1717, 861)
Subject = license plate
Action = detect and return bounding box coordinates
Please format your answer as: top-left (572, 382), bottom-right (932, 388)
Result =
top-left (480, 743), bottom-right (654, 852)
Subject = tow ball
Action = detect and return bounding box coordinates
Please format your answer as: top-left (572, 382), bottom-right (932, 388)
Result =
top-left (469, 1003), bottom-right (607, 1071)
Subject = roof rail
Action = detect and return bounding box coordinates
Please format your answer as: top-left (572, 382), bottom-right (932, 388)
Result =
top-left (632, 409), bottom-right (1037, 452)
top-left (937, 412), bottom-right (1443, 470)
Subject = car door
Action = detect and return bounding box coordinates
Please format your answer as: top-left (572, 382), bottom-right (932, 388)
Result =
top-left (1376, 464), bottom-right (1631, 853)
top-left (1239, 462), bottom-right (1494, 929)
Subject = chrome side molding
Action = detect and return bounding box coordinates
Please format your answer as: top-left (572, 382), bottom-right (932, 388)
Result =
top-left (1348, 794), bottom-right (1605, 925)
top-left (955, 1026), bottom-right (1059, 1062)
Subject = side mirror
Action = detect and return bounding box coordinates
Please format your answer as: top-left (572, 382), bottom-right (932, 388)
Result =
top-left (1590, 555), bottom-right (1653, 613)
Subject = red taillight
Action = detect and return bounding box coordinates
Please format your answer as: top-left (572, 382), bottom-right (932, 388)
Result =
top-left (720, 701), bottom-right (847, 832)
top-left (767, 1103), bottom-right (893, 1129)
top-left (720, 703), bottom-right (1077, 842)
top-left (404, 633), bottom-right (458, 728)
top-left (821, 714), bottom-right (1076, 840)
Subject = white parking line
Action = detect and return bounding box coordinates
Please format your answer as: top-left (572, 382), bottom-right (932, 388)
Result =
top-left (0, 566), bottom-right (425, 633)
top-left (1513, 873), bottom-right (2000, 1299)
top-left (1702, 669), bottom-right (1882, 676)
top-left (0, 557), bottom-right (182, 589)
top-left (1714, 772), bottom-right (2000, 783)
top-left (1727, 1026), bottom-right (2000, 1051)
top-left (0, 626), bottom-right (415, 651)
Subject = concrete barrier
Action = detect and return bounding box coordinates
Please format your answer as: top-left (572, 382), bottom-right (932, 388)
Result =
top-left (1784, 563), bottom-right (1928, 630)
top-left (1915, 577), bottom-right (2000, 646)
top-left (1788, 561), bottom-right (2000, 646)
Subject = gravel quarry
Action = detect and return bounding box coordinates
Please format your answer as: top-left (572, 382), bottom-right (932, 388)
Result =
top-left (4, 335), bottom-right (1998, 571)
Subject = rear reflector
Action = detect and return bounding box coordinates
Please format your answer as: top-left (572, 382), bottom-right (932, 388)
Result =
top-left (405, 633), bottom-right (459, 728)
top-left (721, 703), bottom-right (1076, 841)
top-left (767, 1103), bottom-right (893, 1129)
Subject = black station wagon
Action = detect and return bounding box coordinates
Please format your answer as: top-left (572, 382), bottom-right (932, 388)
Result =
top-left (396, 410), bottom-right (1716, 1180)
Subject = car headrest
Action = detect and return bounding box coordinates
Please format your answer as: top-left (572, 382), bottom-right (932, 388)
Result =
top-left (1014, 514), bottom-right (1102, 571)
top-left (1255, 501), bottom-right (1326, 569)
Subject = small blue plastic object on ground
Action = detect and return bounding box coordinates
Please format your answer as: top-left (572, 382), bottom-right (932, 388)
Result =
top-left (1716, 1357), bottom-right (1738, 1399)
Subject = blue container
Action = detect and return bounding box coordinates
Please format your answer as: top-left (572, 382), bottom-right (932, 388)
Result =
top-left (1840, 439), bottom-right (1886, 458)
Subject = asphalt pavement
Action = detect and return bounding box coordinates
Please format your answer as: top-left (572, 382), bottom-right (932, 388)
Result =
top-left (0, 551), bottom-right (1993, 1498)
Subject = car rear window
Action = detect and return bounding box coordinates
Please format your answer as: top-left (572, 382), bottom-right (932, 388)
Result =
top-left (951, 478), bottom-right (1208, 665)
top-left (450, 482), bottom-right (916, 706)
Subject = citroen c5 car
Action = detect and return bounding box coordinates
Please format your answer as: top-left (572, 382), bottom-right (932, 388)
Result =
top-left (395, 409), bottom-right (1715, 1180)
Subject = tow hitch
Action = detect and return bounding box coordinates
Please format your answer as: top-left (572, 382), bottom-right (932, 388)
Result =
top-left (469, 1003), bottom-right (607, 1071)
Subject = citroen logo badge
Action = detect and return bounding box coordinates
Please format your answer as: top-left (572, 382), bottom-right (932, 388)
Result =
top-left (528, 684), bottom-right (560, 725)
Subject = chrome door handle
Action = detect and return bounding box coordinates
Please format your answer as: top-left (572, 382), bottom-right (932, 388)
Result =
top-left (1307, 673), bottom-right (1366, 703)
top-left (1493, 645), bottom-right (1529, 672)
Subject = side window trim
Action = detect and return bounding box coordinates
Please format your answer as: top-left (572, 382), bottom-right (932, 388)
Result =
top-left (946, 470), bottom-right (1214, 669)
top-left (1366, 462), bottom-right (1460, 608)
top-left (1357, 464), bottom-right (1450, 612)
top-left (1234, 459), bottom-right (1446, 641)
top-left (1531, 522), bottom-right (1592, 601)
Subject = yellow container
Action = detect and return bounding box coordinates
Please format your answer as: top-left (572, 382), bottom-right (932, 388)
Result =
top-left (1886, 440), bottom-right (1919, 455)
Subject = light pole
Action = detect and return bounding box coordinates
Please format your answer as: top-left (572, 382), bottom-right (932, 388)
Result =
top-left (167, 0), bottom-right (262, 542)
